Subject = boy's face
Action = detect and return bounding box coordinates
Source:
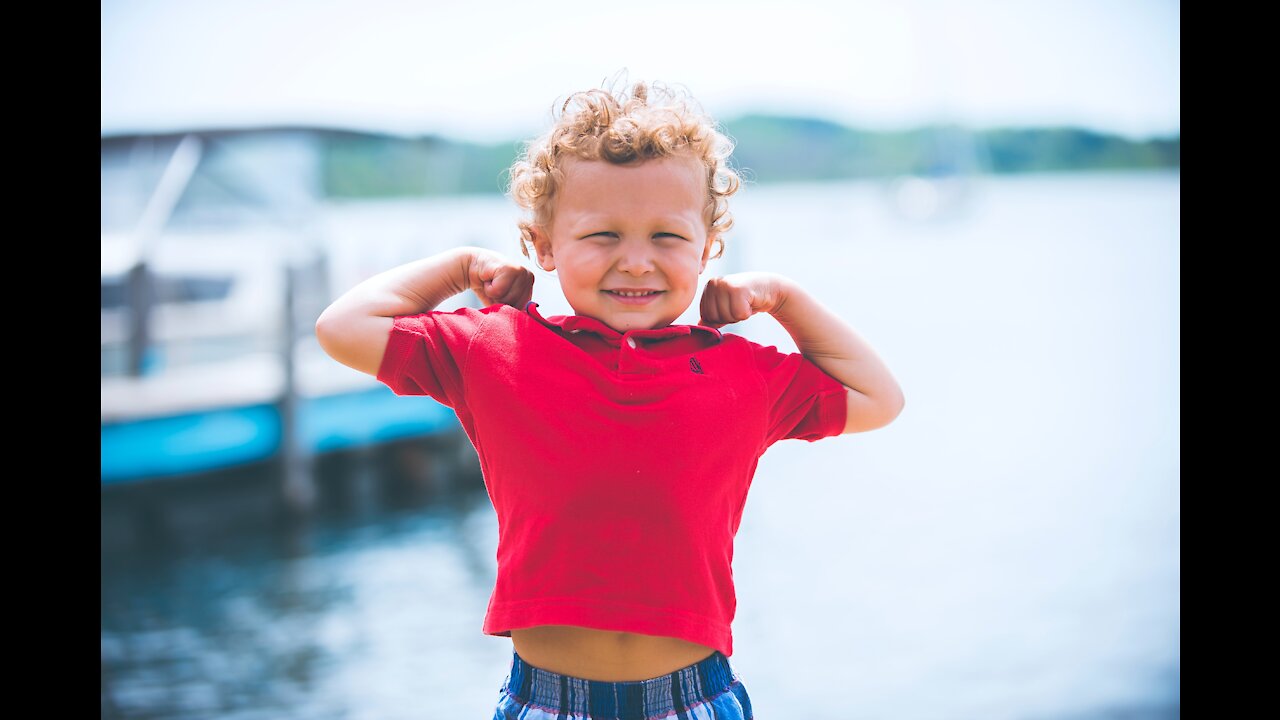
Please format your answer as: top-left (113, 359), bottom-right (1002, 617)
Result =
top-left (531, 155), bottom-right (716, 333)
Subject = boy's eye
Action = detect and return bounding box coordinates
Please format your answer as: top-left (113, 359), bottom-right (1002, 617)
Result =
top-left (582, 232), bottom-right (689, 241)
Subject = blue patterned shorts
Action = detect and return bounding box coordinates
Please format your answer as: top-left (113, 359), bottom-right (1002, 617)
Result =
top-left (492, 649), bottom-right (753, 720)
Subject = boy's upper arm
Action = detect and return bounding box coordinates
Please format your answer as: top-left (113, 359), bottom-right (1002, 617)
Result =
top-left (315, 312), bottom-right (394, 378)
top-left (840, 386), bottom-right (903, 434)
top-left (370, 306), bottom-right (496, 406)
top-left (751, 341), bottom-right (849, 445)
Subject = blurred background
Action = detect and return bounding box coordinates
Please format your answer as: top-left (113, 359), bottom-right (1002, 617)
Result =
top-left (100, 1), bottom-right (1179, 718)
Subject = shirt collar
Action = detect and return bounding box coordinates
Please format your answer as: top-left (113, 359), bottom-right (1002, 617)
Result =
top-left (524, 301), bottom-right (723, 344)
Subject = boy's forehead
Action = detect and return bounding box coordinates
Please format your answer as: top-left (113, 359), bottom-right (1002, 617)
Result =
top-left (559, 155), bottom-right (703, 188)
top-left (556, 156), bottom-right (706, 212)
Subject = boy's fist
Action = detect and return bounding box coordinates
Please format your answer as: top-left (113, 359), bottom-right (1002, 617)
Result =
top-left (467, 249), bottom-right (535, 308)
top-left (699, 272), bottom-right (788, 328)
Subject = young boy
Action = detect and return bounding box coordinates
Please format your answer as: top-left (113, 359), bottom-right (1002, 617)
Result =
top-left (315, 81), bottom-right (903, 720)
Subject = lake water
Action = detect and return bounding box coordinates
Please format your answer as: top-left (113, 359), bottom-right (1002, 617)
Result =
top-left (101, 170), bottom-right (1179, 719)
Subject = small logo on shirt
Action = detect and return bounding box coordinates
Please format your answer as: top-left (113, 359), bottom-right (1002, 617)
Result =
top-left (689, 357), bottom-right (704, 374)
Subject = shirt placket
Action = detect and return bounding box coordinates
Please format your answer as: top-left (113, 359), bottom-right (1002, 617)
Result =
top-left (618, 333), bottom-right (643, 374)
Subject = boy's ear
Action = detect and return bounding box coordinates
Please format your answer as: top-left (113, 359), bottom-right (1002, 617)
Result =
top-left (531, 226), bottom-right (556, 272)
top-left (699, 230), bottom-right (719, 273)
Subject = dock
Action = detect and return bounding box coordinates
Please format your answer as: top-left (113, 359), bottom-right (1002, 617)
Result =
top-left (100, 128), bottom-right (488, 532)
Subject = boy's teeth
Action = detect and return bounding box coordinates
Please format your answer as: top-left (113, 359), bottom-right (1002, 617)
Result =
top-left (611, 290), bottom-right (658, 297)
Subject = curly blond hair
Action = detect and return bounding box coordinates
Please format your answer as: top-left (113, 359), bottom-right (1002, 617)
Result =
top-left (506, 80), bottom-right (742, 261)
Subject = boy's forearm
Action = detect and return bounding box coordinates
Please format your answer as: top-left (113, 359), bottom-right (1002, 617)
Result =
top-left (770, 278), bottom-right (904, 413)
top-left (322, 246), bottom-right (477, 321)
top-left (314, 247), bottom-right (477, 376)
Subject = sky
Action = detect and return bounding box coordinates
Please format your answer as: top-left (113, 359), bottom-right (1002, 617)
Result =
top-left (101, 0), bottom-right (1179, 142)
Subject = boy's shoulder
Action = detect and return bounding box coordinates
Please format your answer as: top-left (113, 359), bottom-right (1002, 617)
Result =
top-left (390, 302), bottom-right (519, 349)
top-left (712, 328), bottom-right (789, 355)
top-left (409, 301), bottom-right (526, 328)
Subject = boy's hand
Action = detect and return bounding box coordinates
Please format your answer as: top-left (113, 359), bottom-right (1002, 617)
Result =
top-left (699, 272), bottom-right (791, 328)
top-left (466, 249), bottom-right (535, 308)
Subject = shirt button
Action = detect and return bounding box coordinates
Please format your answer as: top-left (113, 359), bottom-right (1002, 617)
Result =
top-left (626, 337), bottom-right (637, 349)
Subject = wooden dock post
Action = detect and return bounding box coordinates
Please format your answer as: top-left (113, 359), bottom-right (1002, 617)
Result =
top-left (125, 261), bottom-right (152, 377)
top-left (124, 134), bottom-right (202, 378)
top-left (279, 260), bottom-right (316, 516)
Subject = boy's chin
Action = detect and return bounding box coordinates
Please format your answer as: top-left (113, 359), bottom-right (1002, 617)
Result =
top-left (583, 311), bottom-right (680, 334)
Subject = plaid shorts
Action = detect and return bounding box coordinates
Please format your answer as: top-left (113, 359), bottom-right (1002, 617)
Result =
top-left (492, 649), bottom-right (753, 720)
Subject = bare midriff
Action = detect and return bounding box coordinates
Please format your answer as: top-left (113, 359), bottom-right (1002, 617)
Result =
top-left (509, 625), bottom-right (717, 682)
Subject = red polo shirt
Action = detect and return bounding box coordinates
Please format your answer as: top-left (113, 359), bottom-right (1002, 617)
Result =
top-left (376, 301), bottom-right (848, 656)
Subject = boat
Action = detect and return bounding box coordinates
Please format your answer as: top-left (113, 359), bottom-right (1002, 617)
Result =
top-left (100, 132), bottom-right (461, 488)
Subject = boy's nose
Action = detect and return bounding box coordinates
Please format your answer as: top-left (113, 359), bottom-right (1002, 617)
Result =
top-left (614, 239), bottom-right (656, 275)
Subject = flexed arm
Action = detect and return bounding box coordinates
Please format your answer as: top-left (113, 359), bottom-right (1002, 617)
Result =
top-left (700, 272), bottom-right (904, 433)
top-left (315, 247), bottom-right (534, 376)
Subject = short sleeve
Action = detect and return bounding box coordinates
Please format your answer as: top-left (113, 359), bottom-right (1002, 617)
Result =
top-left (751, 342), bottom-right (849, 446)
top-left (375, 305), bottom-right (499, 407)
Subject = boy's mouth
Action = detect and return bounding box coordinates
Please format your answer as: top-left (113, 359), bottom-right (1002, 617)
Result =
top-left (603, 289), bottom-right (665, 305)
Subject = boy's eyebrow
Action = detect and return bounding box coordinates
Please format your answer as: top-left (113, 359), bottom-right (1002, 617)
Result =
top-left (566, 213), bottom-right (701, 231)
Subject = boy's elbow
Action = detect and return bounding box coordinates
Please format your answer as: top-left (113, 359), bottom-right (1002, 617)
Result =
top-left (884, 389), bottom-right (905, 426)
top-left (314, 308), bottom-right (348, 359)
top-left (884, 384), bottom-right (904, 420)
top-left (842, 386), bottom-right (905, 434)
top-left (313, 308), bottom-right (393, 378)
top-left (314, 310), bottom-right (334, 346)
top-left (877, 385), bottom-right (905, 428)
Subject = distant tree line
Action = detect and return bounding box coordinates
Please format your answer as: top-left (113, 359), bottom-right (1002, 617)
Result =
top-left (319, 115), bottom-right (1179, 198)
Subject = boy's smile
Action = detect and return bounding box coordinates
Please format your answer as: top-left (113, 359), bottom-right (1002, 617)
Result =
top-left (531, 155), bottom-right (716, 333)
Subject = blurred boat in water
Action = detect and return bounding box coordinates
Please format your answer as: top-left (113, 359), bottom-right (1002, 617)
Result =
top-left (100, 130), bottom-right (462, 487)
top-left (99, 228), bottom-right (459, 485)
